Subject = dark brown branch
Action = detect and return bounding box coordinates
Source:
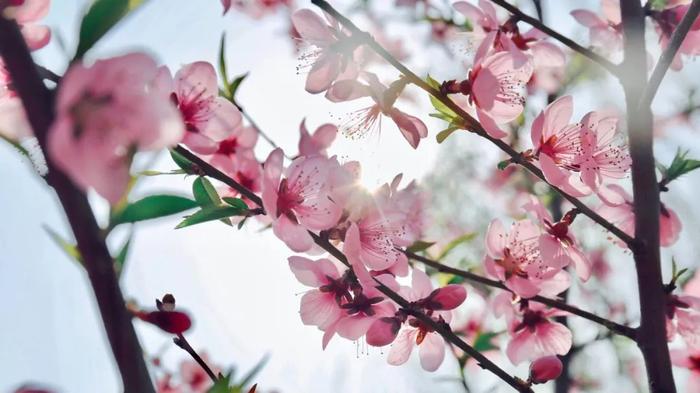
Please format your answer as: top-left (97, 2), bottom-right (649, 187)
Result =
top-left (619, 1), bottom-right (677, 391)
top-left (173, 145), bottom-right (533, 393)
top-left (311, 0), bottom-right (636, 248)
top-left (174, 334), bottom-right (219, 383)
top-left (404, 251), bottom-right (637, 340)
top-left (488, 0), bottom-right (621, 75)
top-left (639, 0), bottom-right (700, 108)
top-left (0, 17), bottom-right (155, 393)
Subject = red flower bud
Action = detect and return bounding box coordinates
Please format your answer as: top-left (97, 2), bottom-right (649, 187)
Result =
top-left (429, 285), bottom-right (467, 310)
top-left (366, 317), bottom-right (401, 347)
top-left (529, 356), bottom-right (563, 384)
top-left (139, 310), bottom-right (192, 334)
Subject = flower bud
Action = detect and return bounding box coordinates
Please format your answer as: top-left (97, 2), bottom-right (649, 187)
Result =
top-left (428, 285), bottom-right (467, 310)
top-left (139, 310), bottom-right (192, 334)
top-left (529, 356), bottom-right (563, 384)
top-left (366, 317), bottom-right (401, 347)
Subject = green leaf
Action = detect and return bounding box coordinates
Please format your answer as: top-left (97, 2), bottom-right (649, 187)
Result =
top-left (111, 195), bottom-right (198, 225)
top-left (74, 0), bottom-right (146, 59)
top-left (660, 149), bottom-right (700, 187)
top-left (223, 197), bottom-right (248, 210)
top-left (170, 149), bottom-right (198, 174)
top-left (0, 134), bottom-right (31, 157)
top-left (236, 354), bottom-right (269, 389)
top-left (218, 33), bottom-right (230, 97)
top-left (43, 225), bottom-right (82, 263)
top-left (472, 331), bottom-right (499, 352)
top-left (436, 126), bottom-right (459, 144)
top-left (114, 234), bottom-right (132, 276)
top-left (497, 158), bottom-right (512, 170)
top-left (407, 240), bottom-right (436, 253)
top-left (228, 73), bottom-right (248, 99)
top-left (176, 204), bottom-right (248, 229)
top-left (447, 275), bottom-right (466, 285)
top-left (208, 373), bottom-right (234, 393)
top-left (436, 233), bottom-right (477, 260)
top-left (193, 177), bottom-right (222, 207)
top-left (425, 75), bottom-right (458, 120)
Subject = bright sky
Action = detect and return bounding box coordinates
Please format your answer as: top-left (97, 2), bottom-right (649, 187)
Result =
top-left (2, 0), bottom-right (700, 392)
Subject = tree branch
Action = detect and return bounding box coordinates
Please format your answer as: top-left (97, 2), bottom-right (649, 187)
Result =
top-left (311, 0), bottom-right (636, 248)
top-left (404, 250), bottom-right (637, 340)
top-left (638, 0), bottom-right (700, 108)
top-left (174, 334), bottom-right (219, 383)
top-left (172, 145), bottom-right (532, 393)
top-left (488, 0), bottom-right (621, 75)
top-left (0, 16), bottom-right (155, 393)
top-left (619, 0), bottom-right (677, 391)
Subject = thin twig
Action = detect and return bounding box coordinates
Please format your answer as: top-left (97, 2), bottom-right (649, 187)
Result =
top-left (404, 250), bottom-right (637, 339)
top-left (0, 17), bottom-right (155, 393)
top-left (311, 0), bottom-right (636, 248)
top-left (174, 334), bottom-right (219, 383)
top-left (638, 0), bottom-right (700, 108)
top-left (488, 0), bottom-right (620, 75)
top-left (173, 145), bottom-right (533, 393)
top-left (233, 101), bottom-right (293, 159)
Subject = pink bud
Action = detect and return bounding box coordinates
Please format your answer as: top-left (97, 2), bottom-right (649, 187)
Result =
top-left (139, 310), bottom-right (192, 334)
top-left (429, 285), bottom-right (467, 310)
top-left (529, 356), bottom-right (563, 384)
top-left (366, 317), bottom-right (401, 347)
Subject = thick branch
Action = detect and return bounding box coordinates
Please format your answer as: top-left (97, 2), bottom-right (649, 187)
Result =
top-left (173, 145), bottom-right (532, 393)
top-left (0, 17), bottom-right (155, 393)
top-left (639, 0), bottom-right (700, 108)
top-left (619, 1), bottom-right (676, 391)
top-left (488, 0), bottom-right (620, 75)
top-left (311, 0), bottom-right (635, 248)
top-left (404, 251), bottom-right (637, 340)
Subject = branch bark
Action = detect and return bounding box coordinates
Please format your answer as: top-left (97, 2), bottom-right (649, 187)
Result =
top-left (0, 17), bottom-right (155, 393)
top-left (619, 1), bottom-right (676, 391)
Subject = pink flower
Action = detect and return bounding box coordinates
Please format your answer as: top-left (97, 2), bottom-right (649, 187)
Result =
top-left (465, 51), bottom-right (533, 138)
top-left (571, 0), bottom-right (623, 53)
top-left (298, 119), bottom-right (337, 157)
top-left (529, 355), bottom-right (563, 384)
top-left (484, 219), bottom-right (557, 298)
top-left (453, 0), bottom-right (565, 70)
top-left (207, 123), bottom-right (258, 174)
top-left (650, 4), bottom-right (700, 70)
top-left (180, 355), bottom-right (218, 392)
top-left (289, 256), bottom-right (349, 348)
top-left (577, 111), bottom-right (631, 190)
top-left (385, 269), bottom-right (465, 371)
top-left (597, 185), bottom-right (682, 247)
top-left (504, 301), bottom-right (572, 364)
top-left (158, 62), bottom-right (242, 154)
top-left (327, 73), bottom-right (428, 149)
top-left (671, 347), bottom-right (700, 391)
top-left (292, 9), bottom-right (360, 94)
top-left (2, 0), bottom-right (51, 50)
top-left (261, 148), bottom-right (343, 252)
top-left (523, 196), bottom-right (591, 281)
top-left (48, 53), bottom-right (184, 204)
top-left (530, 95), bottom-right (590, 196)
top-left (667, 293), bottom-right (700, 348)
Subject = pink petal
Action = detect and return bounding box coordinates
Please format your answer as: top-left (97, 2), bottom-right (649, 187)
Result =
top-left (430, 285), bottom-right (467, 310)
top-left (389, 108), bottom-right (428, 149)
top-left (291, 9), bottom-right (334, 46)
top-left (324, 79), bottom-right (371, 102)
top-left (570, 10), bottom-right (605, 27)
top-left (542, 95), bottom-right (573, 137)
top-left (272, 215), bottom-right (314, 252)
top-left (387, 328), bottom-right (417, 366)
top-left (21, 24), bottom-right (50, 50)
top-left (366, 317), bottom-right (401, 347)
top-left (411, 268), bottom-right (434, 299)
top-left (477, 109), bottom-right (508, 139)
top-left (336, 314), bottom-right (376, 340)
top-left (305, 53), bottom-right (342, 94)
top-left (418, 333), bottom-right (446, 371)
top-left (299, 290), bottom-right (342, 329)
top-left (485, 219), bottom-right (507, 258)
top-left (529, 356), bottom-right (563, 384)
